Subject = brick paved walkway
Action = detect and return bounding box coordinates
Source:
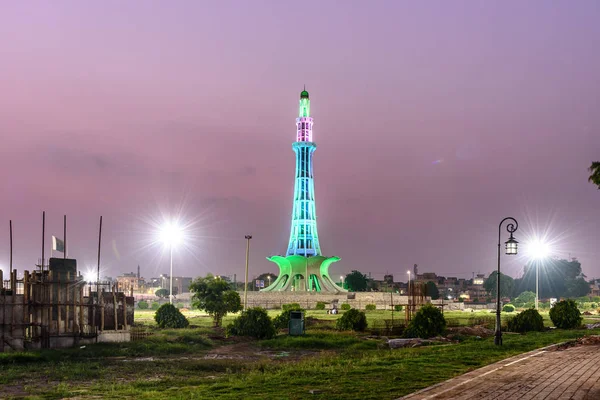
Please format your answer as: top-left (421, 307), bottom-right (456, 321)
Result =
top-left (400, 344), bottom-right (600, 399)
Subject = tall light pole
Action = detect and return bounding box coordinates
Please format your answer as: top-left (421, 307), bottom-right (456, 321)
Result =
top-left (160, 221), bottom-right (183, 305)
top-left (407, 270), bottom-right (411, 314)
top-left (169, 243), bottom-right (173, 304)
top-left (495, 217), bottom-right (519, 346)
top-left (529, 239), bottom-right (550, 310)
top-left (244, 235), bottom-right (252, 310)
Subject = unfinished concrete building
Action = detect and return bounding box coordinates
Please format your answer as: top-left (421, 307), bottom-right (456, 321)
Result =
top-left (0, 258), bottom-right (134, 352)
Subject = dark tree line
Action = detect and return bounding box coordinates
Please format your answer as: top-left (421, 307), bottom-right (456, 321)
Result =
top-left (485, 258), bottom-right (589, 299)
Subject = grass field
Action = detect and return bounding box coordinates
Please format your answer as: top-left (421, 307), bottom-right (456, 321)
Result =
top-left (1, 308), bottom-right (599, 399)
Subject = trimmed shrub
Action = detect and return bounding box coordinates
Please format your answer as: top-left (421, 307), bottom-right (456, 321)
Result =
top-left (273, 304), bottom-right (305, 330)
top-left (336, 308), bottom-right (368, 331)
top-left (549, 299), bottom-right (582, 329)
top-left (154, 303), bottom-right (189, 329)
top-left (151, 302), bottom-right (160, 310)
top-left (227, 307), bottom-right (276, 339)
top-left (404, 304), bottom-right (446, 339)
top-left (138, 300), bottom-right (149, 310)
top-left (394, 305), bottom-right (403, 312)
top-left (507, 309), bottom-right (544, 333)
top-left (176, 302), bottom-right (185, 309)
top-left (315, 302), bottom-right (326, 310)
top-left (341, 303), bottom-right (351, 311)
top-left (282, 303), bottom-right (302, 312)
top-left (365, 304), bottom-right (376, 311)
top-left (502, 304), bottom-right (516, 313)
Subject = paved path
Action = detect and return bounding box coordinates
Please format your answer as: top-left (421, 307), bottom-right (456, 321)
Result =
top-left (400, 344), bottom-right (600, 399)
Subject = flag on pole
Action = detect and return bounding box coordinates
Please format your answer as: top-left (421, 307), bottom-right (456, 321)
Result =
top-left (52, 236), bottom-right (65, 253)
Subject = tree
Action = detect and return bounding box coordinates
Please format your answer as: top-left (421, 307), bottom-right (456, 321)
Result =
top-left (155, 287), bottom-right (178, 298)
top-left (514, 259), bottom-right (587, 299)
top-left (424, 281), bottom-right (440, 300)
top-left (589, 162), bottom-right (600, 189)
top-left (483, 271), bottom-right (514, 299)
top-left (513, 291), bottom-right (536, 307)
top-left (256, 272), bottom-right (278, 288)
top-left (345, 270), bottom-right (368, 292)
top-left (566, 277), bottom-right (590, 298)
top-left (189, 274), bottom-right (242, 327)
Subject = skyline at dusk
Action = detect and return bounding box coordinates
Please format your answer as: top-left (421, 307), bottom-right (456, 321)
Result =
top-left (1, 1), bottom-right (599, 282)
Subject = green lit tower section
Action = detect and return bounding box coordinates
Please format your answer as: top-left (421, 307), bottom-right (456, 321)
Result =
top-left (263, 89), bottom-right (345, 293)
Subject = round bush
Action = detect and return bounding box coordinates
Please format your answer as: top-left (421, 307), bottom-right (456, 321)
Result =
top-left (365, 304), bottom-right (376, 311)
top-left (154, 303), bottom-right (189, 329)
top-left (502, 304), bottom-right (516, 313)
top-left (340, 303), bottom-right (351, 311)
top-left (138, 300), bottom-right (149, 310)
top-left (336, 308), bottom-right (368, 331)
top-left (273, 304), bottom-right (305, 330)
top-left (315, 301), bottom-right (326, 310)
top-left (549, 299), bottom-right (582, 329)
top-left (227, 307), bottom-right (276, 339)
top-left (507, 309), bottom-right (544, 333)
top-left (151, 302), bottom-right (160, 310)
top-left (394, 305), bottom-right (403, 312)
top-left (404, 304), bottom-right (446, 338)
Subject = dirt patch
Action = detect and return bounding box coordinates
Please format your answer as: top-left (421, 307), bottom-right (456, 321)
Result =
top-left (202, 342), bottom-right (319, 362)
top-left (552, 335), bottom-right (600, 351)
top-left (0, 385), bottom-right (29, 398)
top-left (446, 326), bottom-right (495, 338)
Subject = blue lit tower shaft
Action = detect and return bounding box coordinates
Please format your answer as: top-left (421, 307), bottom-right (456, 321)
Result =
top-left (286, 89), bottom-right (321, 257)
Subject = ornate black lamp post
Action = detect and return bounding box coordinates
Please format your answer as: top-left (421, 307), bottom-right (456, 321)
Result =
top-left (495, 217), bottom-right (519, 345)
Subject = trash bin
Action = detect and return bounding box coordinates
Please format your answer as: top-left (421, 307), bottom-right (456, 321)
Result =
top-left (288, 311), bottom-right (305, 336)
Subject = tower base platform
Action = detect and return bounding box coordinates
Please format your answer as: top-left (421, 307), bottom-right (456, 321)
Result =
top-left (263, 255), bottom-right (346, 293)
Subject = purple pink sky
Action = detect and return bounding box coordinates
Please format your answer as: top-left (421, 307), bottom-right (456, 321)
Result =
top-left (1, 1), bottom-right (599, 282)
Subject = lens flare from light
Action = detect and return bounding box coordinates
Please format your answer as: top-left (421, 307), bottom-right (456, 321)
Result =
top-left (159, 221), bottom-right (184, 247)
top-left (528, 239), bottom-right (551, 260)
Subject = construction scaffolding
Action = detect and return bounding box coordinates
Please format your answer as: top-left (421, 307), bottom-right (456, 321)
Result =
top-left (0, 259), bottom-right (133, 352)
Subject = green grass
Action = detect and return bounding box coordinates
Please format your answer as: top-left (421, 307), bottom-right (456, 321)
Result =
top-left (3, 308), bottom-right (599, 399)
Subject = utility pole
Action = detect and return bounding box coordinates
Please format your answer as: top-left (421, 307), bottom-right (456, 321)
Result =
top-left (244, 235), bottom-right (252, 310)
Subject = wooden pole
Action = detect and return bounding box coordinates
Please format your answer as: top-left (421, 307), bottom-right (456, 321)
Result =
top-left (9, 220), bottom-right (13, 275)
top-left (97, 216), bottom-right (102, 293)
top-left (63, 215), bottom-right (67, 260)
top-left (57, 275), bottom-right (61, 335)
top-left (41, 211), bottom-right (45, 276)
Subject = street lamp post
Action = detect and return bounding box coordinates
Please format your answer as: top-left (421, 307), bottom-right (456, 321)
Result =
top-left (340, 275), bottom-right (344, 288)
top-left (244, 235), bottom-right (252, 310)
top-left (159, 221), bottom-right (183, 305)
top-left (495, 217), bottom-right (519, 346)
top-left (169, 243), bottom-right (173, 304)
top-left (529, 239), bottom-right (550, 310)
top-left (407, 270), bottom-right (411, 314)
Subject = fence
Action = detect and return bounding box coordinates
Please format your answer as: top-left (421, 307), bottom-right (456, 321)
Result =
top-left (1, 267), bottom-right (133, 352)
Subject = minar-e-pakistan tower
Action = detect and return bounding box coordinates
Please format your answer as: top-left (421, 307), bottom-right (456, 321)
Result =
top-left (262, 88), bottom-right (346, 293)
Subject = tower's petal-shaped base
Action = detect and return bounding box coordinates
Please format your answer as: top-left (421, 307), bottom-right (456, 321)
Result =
top-left (262, 255), bottom-right (346, 293)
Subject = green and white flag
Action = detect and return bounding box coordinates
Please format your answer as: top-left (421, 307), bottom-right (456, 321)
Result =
top-left (52, 236), bottom-right (65, 252)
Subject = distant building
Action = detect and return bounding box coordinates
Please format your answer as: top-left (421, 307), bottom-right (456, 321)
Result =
top-left (116, 272), bottom-right (145, 293)
top-left (155, 275), bottom-right (193, 294)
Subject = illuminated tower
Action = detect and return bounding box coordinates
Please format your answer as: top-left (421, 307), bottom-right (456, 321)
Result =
top-left (263, 88), bottom-right (345, 293)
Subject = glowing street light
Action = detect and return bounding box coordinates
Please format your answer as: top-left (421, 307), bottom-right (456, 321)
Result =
top-left (495, 217), bottom-right (519, 346)
top-left (160, 221), bottom-right (183, 304)
top-left (528, 238), bottom-right (551, 310)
